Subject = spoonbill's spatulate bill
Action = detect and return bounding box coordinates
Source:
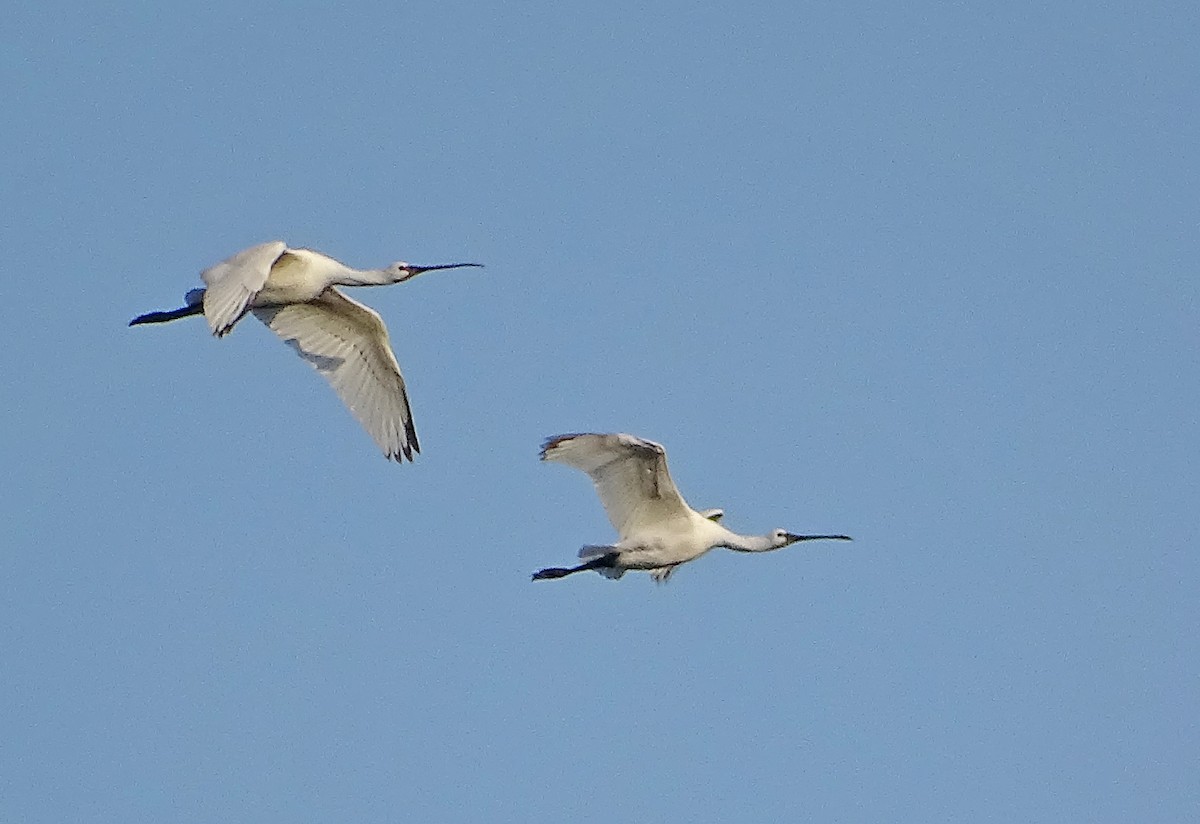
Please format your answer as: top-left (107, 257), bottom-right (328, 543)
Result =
top-left (130, 241), bottom-right (481, 462)
top-left (532, 433), bottom-right (851, 583)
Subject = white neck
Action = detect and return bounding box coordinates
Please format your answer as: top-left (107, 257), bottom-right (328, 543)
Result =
top-left (332, 266), bottom-right (394, 287)
top-left (289, 249), bottom-right (397, 289)
top-left (713, 523), bottom-right (778, 553)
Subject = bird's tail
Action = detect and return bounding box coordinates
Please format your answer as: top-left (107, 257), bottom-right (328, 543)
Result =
top-left (129, 289), bottom-right (206, 327)
top-left (532, 552), bottom-right (620, 581)
top-left (578, 544), bottom-right (616, 559)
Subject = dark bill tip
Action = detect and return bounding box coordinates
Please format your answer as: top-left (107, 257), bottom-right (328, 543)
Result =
top-left (785, 533), bottom-right (853, 543)
top-left (411, 262), bottom-right (484, 274)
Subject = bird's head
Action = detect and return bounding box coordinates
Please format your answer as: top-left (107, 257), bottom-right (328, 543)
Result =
top-left (771, 529), bottom-right (853, 548)
top-left (385, 261), bottom-right (484, 283)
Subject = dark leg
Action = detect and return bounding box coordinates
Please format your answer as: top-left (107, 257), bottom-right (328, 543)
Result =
top-left (531, 553), bottom-right (619, 581)
top-left (129, 302), bottom-right (205, 326)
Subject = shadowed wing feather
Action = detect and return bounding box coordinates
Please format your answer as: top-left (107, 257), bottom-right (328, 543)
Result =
top-left (252, 287), bottom-right (419, 461)
top-left (201, 240), bottom-right (288, 336)
top-left (540, 433), bottom-right (691, 539)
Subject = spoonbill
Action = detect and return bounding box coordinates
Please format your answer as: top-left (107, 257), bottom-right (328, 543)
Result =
top-left (130, 241), bottom-right (481, 462)
top-left (532, 433), bottom-right (851, 583)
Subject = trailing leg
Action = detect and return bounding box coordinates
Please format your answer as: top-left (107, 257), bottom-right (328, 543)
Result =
top-left (130, 289), bottom-right (206, 326)
top-left (531, 552), bottom-right (619, 581)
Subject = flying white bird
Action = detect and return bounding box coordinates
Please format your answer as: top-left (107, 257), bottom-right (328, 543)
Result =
top-left (533, 433), bottom-right (851, 583)
top-left (130, 241), bottom-right (481, 461)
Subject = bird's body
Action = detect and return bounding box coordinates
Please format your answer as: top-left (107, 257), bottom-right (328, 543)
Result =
top-left (245, 246), bottom-right (336, 305)
top-left (130, 241), bottom-right (480, 461)
top-left (533, 433), bottom-right (850, 583)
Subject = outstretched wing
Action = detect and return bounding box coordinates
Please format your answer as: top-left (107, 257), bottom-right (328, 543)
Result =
top-left (252, 287), bottom-right (419, 462)
top-left (201, 240), bottom-right (288, 336)
top-left (541, 433), bottom-right (691, 539)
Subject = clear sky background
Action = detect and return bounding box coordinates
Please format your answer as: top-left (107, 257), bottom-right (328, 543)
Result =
top-left (2, 2), bottom-right (1197, 821)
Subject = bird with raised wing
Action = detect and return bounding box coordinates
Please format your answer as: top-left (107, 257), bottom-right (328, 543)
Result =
top-left (532, 433), bottom-right (851, 583)
top-left (130, 241), bottom-right (481, 461)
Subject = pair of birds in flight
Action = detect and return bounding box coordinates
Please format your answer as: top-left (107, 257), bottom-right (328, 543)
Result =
top-left (131, 242), bottom-right (850, 583)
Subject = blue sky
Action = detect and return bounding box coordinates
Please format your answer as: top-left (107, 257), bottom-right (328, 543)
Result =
top-left (2, 1), bottom-right (1197, 821)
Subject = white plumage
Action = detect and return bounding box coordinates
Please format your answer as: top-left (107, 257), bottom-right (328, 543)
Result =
top-left (131, 241), bottom-right (481, 462)
top-left (533, 433), bottom-right (851, 583)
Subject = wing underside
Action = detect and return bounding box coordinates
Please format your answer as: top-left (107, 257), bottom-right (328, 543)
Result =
top-left (541, 433), bottom-right (691, 538)
top-left (200, 240), bottom-right (288, 336)
top-left (252, 287), bottom-right (418, 461)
